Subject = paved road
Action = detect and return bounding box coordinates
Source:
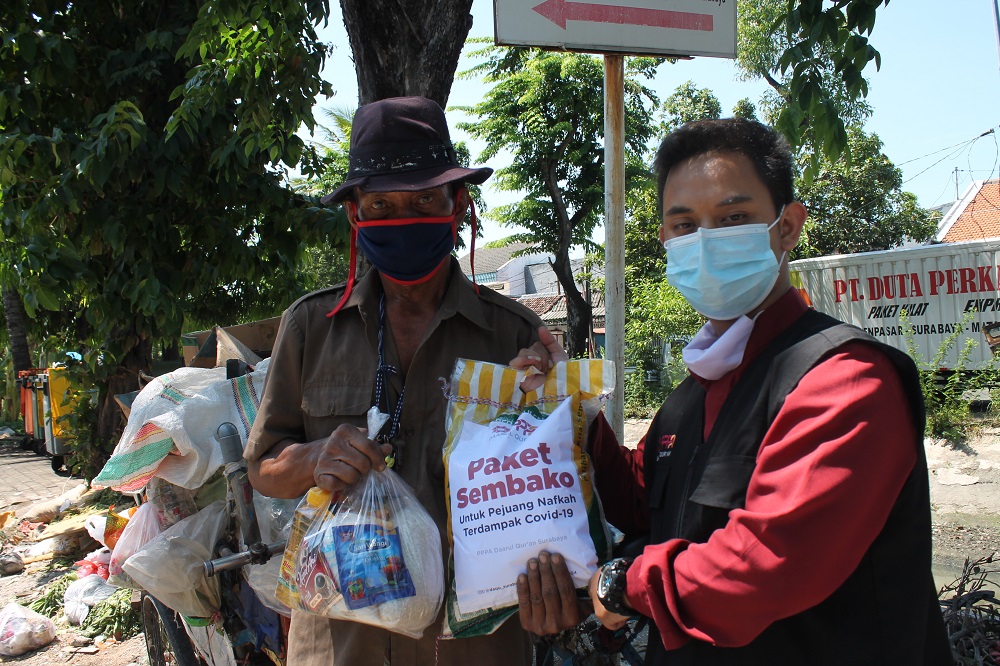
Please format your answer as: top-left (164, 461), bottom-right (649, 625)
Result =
top-left (0, 435), bottom-right (87, 517)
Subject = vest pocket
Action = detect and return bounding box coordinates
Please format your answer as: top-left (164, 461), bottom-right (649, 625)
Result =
top-left (688, 455), bottom-right (756, 510)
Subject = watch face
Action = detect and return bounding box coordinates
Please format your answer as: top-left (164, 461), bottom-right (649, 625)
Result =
top-left (597, 564), bottom-right (614, 600)
top-left (598, 565), bottom-right (614, 599)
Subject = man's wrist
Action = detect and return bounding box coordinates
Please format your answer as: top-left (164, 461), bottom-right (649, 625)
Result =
top-left (597, 557), bottom-right (634, 616)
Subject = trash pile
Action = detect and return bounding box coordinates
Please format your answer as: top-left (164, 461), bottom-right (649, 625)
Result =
top-left (0, 355), bottom-right (288, 662)
top-left (0, 484), bottom-right (142, 657)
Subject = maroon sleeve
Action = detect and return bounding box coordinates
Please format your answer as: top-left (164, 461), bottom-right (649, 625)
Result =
top-left (624, 342), bottom-right (919, 648)
top-left (589, 412), bottom-right (649, 536)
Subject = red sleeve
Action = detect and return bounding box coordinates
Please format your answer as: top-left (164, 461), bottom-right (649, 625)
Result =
top-left (625, 342), bottom-right (918, 648)
top-left (589, 412), bottom-right (649, 536)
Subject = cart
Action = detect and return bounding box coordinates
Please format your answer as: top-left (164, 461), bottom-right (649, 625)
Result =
top-left (138, 421), bottom-right (286, 666)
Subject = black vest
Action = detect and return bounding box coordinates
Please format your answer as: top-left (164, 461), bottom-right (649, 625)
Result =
top-left (641, 309), bottom-right (952, 665)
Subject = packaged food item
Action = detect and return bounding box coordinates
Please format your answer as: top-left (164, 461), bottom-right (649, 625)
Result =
top-left (441, 359), bottom-right (615, 639)
top-left (277, 408), bottom-right (443, 638)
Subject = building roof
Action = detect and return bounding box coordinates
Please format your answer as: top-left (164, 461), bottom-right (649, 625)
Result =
top-left (937, 179), bottom-right (1000, 243)
top-left (515, 293), bottom-right (606, 327)
top-left (458, 241), bottom-right (534, 278)
top-left (515, 294), bottom-right (562, 319)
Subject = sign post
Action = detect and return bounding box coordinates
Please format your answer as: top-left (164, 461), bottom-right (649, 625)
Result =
top-left (603, 54), bottom-right (626, 444)
top-left (493, 0), bottom-right (736, 443)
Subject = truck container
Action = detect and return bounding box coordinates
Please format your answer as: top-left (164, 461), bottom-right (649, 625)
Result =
top-left (789, 239), bottom-right (1000, 370)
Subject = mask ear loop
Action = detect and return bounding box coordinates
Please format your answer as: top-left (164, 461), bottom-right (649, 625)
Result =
top-left (326, 203), bottom-right (359, 318)
top-left (468, 197), bottom-right (479, 296)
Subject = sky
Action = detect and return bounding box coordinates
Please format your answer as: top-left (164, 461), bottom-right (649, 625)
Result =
top-left (310, 0), bottom-right (1000, 245)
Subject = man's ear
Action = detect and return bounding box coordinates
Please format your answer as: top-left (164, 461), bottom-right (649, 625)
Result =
top-left (454, 186), bottom-right (472, 216)
top-left (343, 200), bottom-right (359, 229)
top-left (779, 201), bottom-right (807, 252)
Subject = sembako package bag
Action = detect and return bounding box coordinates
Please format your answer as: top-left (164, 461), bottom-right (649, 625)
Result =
top-left (441, 359), bottom-right (615, 639)
top-left (276, 408), bottom-right (444, 639)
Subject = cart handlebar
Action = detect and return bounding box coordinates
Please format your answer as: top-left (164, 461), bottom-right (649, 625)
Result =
top-left (204, 540), bottom-right (286, 577)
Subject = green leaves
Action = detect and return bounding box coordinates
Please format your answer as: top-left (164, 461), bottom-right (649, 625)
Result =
top-left (793, 125), bottom-right (936, 259)
top-left (770, 0), bottom-right (888, 172)
top-left (0, 1), bottom-right (344, 459)
top-left (459, 45), bottom-right (660, 355)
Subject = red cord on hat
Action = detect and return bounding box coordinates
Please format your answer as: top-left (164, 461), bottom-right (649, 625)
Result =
top-left (469, 199), bottom-right (479, 296)
top-left (326, 225), bottom-right (357, 318)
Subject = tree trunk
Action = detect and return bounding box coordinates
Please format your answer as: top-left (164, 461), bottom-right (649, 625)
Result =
top-left (2, 285), bottom-right (32, 373)
top-left (550, 254), bottom-right (592, 358)
top-left (97, 336), bottom-right (152, 443)
top-left (339, 0), bottom-right (474, 107)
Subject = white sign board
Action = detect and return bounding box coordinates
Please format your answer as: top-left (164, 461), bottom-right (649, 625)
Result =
top-left (494, 0), bottom-right (737, 58)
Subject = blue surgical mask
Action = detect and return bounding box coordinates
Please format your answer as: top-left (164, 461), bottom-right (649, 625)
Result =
top-left (664, 207), bottom-right (785, 321)
top-left (356, 208), bottom-right (458, 285)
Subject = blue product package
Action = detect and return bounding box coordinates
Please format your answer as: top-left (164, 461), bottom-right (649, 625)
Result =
top-left (332, 522), bottom-right (416, 610)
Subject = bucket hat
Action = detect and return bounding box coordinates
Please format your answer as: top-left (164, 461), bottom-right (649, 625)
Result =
top-left (320, 96), bottom-right (492, 204)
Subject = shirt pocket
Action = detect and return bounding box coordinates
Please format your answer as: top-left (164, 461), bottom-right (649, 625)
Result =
top-left (300, 380), bottom-right (372, 440)
top-left (687, 455), bottom-right (756, 510)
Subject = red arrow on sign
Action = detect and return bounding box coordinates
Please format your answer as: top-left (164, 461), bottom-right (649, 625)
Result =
top-left (532, 0), bottom-right (714, 32)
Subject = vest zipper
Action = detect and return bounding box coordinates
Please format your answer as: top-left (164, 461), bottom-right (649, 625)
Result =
top-left (674, 443), bottom-right (700, 538)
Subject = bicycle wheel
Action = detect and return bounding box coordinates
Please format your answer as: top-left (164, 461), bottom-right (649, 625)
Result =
top-left (141, 593), bottom-right (202, 666)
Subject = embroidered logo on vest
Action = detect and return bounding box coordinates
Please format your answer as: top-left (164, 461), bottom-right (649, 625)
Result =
top-left (657, 434), bottom-right (676, 461)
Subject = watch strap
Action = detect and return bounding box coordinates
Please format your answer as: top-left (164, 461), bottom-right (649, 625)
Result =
top-left (598, 557), bottom-right (634, 616)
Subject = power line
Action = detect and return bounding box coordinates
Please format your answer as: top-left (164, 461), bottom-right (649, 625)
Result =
top-left (896, 131), bottom-right (993, 166)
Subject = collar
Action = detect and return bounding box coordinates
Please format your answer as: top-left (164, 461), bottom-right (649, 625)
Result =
top-left (334, 256), bottom-right (492, 331)
top-left (438, 256), bottom-right (493, 332)
top-left (740, 287), bottom-right (809, 363)
top-left (683, 315), bottom-right (758, 380)
top-left (689, 287), bottom-right (808, 383)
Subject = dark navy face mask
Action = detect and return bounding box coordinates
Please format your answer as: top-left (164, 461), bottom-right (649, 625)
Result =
top-left (354, 205), bottom-right (459, 285)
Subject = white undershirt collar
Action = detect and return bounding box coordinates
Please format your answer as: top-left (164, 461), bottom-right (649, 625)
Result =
top-left (682, 313), bottom-right (762, 380)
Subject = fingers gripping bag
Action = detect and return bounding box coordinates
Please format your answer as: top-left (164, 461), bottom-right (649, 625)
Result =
top-left (441, 359), bottom-right (615, 639)
top-left (276, 407), bottom-right (444, 639)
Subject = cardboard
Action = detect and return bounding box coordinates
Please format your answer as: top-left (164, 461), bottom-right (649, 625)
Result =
top-left (181, 317), bottom-right (281, 368)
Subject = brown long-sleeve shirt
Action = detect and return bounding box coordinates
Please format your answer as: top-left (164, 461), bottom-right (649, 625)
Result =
top-left (247, 258), bottom-right (543, 666)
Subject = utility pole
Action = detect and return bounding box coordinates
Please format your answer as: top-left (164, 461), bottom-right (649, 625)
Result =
top-left (955, 167), bottom-right (960, 200)
top-left (994, 0), bottom-right (1000, 73)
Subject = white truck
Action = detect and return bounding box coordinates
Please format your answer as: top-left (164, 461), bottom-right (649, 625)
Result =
top-left (789, 239), bottom-right (1000, 370)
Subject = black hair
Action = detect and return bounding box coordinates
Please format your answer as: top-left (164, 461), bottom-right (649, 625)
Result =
top-left (653, 119), bottom-right (795, 214)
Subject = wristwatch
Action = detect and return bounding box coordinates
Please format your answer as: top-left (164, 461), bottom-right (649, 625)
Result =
top-left (596, 557), bottom-right (634, 616)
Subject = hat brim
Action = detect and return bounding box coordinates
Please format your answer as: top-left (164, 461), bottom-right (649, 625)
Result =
top-left (321, 165), bottom-right (493, 204)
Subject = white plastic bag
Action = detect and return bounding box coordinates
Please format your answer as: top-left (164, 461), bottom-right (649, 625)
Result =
top-left (283, 478), bottom-right (443, 638)
top-left (442, 359), bottom-right (615, 638)
top-left (124, 501), bottom-right (228, 618)
top-left (108, 502), bottom-right (162, 588)
top-left (64, 574), bottom-right (118, 625)
top-left (277, 409), bottom-right (443, 638)
top-left (147, 477), bottom-right (198, 529)
top-left (244, 493), bottom-right (298, 618)
top-left (0, 603), bottom-right (56, 656)
top-left (84, 515), bottom-right (108, 548)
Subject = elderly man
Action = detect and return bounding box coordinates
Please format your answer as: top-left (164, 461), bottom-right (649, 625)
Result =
top-left (246, 96), bottom-right (547, 665)
top-left (515, 119), bottom-right (953, 665)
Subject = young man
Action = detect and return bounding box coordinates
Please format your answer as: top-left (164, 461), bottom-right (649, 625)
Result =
top-left (515, 119), bottom-right (953, 664)
top-left (246, 96), bottom-right (548, 665)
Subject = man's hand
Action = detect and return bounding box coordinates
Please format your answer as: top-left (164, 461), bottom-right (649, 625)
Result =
top-left (516, 551), bottom-right (587, 636)
top-left (510, 326), bottom-right (570, 392)
top-left (588, 569), bottom-right (631, 631)
top-left (313, 424), bottom-right (392, 493)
